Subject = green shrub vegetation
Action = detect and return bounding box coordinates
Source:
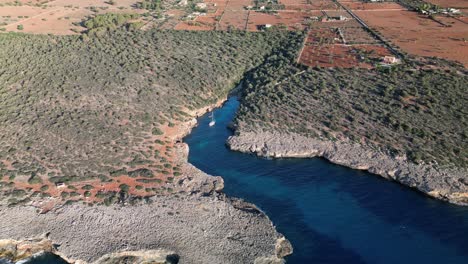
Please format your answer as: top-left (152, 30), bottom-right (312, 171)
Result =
top-left (396, 0), bottom-right (438, 11)
top-left (119, 184), bottom-right (130, 192)
top-left (83, 13), bottom-right (140, 35)
top-left (0, 29), bottom-right (296, 200)
top-left (136, 0), bottom-right (161, 11)
top-left (235, 51), bottom-right (468, 167)
top-left (82, 184), bottom-right (94, 190)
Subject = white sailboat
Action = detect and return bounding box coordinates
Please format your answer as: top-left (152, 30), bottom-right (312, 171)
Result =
top-left (209, 112), bottom-right (216, 127)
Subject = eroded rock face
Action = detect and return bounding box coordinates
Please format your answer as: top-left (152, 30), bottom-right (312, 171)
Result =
top-left (0, 99), bottom-right (293, 264)
top-left (254, 257), bottom-right (285, 264)
top-left (0, 188), bottom-right (289, 264)
top-left (0, 237), bottom-right (57, 263)
top-left (227, 131), bottom-right (468, 206)
top-left (0, 143), bottom-right (290, 264)
top-left (94, 250), bottom-right (179, 264)
top-left (170, 143), bottom-right (225, 196)
top-left (253, 237), bottom-right (293, 264)
top-left (275, 237), bottom-right (293, 258)
top-left (0, 238), bottom-right (180, 264)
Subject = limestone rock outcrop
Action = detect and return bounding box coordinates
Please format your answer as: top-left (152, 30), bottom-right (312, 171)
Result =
top-left (227, 131), bottom-right (468, 205)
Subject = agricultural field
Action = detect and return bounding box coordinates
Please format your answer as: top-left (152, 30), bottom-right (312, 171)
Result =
top-left (158, 8), bottom-right (186, 30)
top-left (340, 26), bottom-right (379, 44)
top-left (297, 5), bottom-right (395, 68)
top-left (172, 0), bottom-right (350, 32)
top-left (426, 0), bottom-right (468, 9)
top-left (339, 0), bottom-right (404, 10)
top-left (281, 0), bottom-right (338, 10)
top-left (0, 0), bottom-right (148, 34)
top-left (5, 0), bottom-right (465, 68)
top-left (245, 11), bottom-right (310, 31)
top-left (299, 42), bottom-right (392, 68)
top-left (218, 8), bottom-right (248, 30)
top-left (171, 0), bottom-right (221, 30)
top-left (354, 8), bottom-right (468, 66)
top-left (425, 0), bottom-right (468, 16)
top-left (237, 42), bottom-right (468, 168)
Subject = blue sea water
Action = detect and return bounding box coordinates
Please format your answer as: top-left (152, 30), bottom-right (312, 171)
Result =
top-left (12, 253), bottom-right (68, 264)
top-left (184, 97), bottom-right (468, 264)
top-left (7, 97), bottom-right (467, 264)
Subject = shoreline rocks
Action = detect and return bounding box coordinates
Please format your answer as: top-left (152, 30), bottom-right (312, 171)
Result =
top-left (0, 99), bottom-right (292, 264)
top-left (227, 131), bottom-right (468, 206)
top-left (0, 179), bottom-right (289, 263)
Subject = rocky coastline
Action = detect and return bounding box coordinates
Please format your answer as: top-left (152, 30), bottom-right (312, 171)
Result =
top-left (227, 131), bottom-right (468, 206)
top-left (0, 188), bottom-right (291, 264)
top-left (0, 100), bottom-right (292, 264)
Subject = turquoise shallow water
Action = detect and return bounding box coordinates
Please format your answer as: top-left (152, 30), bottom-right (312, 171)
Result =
top-left (184, 97), bottom-right (468, 264)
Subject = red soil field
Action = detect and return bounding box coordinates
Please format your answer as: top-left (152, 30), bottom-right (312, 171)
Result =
top-left (0, 0), bottom-right (142, 34)
top-left (340, 26), bottom-right (379, 44)
top-left (299, 27), bottom-right (392, 69)
top-left (174, 21), bottom-right (214, 31)
top-left (159, 20), bottom-right (182, 30)
top-left (309, 18), bottom-right (361, 28)
top-left (426, 0), bottom-right (468, 9)
top-left (324, 10), bottom-right (351, 18)
top-left (306, 28), bottom-right (343, 44)
top-left (166, 9), bottom-right (186, 17)
top-left (281, 4), bottom-right (313, 11)
top-left (172, 0), bottom-right (225, 31)
top-left (196, 5), bottom-right (225, 28)
top-left (196, 15), bottom-right (218, 26)
top-left (0, 6), bottom-right (44, 18)
top-left (300, 44), bottom-right (362, 68)
top-left (353, 44), bottom-right (392, 57)
top-left (340, 1), bottom-right (405, 10)
top-left (225, 0), bottom-right (253, 9)
top-left (0, 0), bottom-right (44, 3)
top-left (219, 9), bottom-right (248, 30)
top-left (209, 0), bottom-right (229, 8)
top-left (4, 8), bottom-right (89, 35)
top-left (299, 44), bottom-right (391, 68)
top-left (246, 12), bottom-right (280, 31)
top-left (457, 15), bottom-right (468, 23)
top-left (47, 0), bottom-right (138, 7)
top-left (276, 11), bottom-right (310, 29)
top-left (246, 11), bottom-right (309, 31)
top-left (281, 0), bottom-right (339, 10)
top-left (279, 0), bottom-right (307, 4)
top-left (355, 10), bottom-right (468, 66)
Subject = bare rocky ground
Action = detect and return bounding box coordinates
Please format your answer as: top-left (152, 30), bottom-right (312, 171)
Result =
top-left (0, 101), bottom-right (292, 264)
top-left (227, 131), bottom-right (468, 206)
top-left (0, 158), bottom-right (291, 264)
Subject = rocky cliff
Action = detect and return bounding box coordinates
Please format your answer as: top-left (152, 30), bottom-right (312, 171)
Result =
top-left (0, 162), bottom-right (292, 264)
top-left (227, 131), bottom-right (468, 205)
top-left (0, 102), bottom-right (292, 264)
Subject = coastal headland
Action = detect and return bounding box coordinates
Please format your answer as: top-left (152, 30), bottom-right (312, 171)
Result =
top-left (1, 0), bottom-right (467, 262)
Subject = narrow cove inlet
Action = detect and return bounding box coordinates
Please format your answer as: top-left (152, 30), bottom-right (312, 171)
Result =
top-left (1, 19), bottom-right (467, 264)
top-left (184, 97), bottom-right (468, 264)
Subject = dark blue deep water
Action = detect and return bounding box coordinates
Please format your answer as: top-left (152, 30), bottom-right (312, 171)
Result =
top-left (25, 254), bottom-right (68, 264)
top-left (0, 253), bottom-right (68, 264)
top-left (184, 97), bottom-right (468, 264)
